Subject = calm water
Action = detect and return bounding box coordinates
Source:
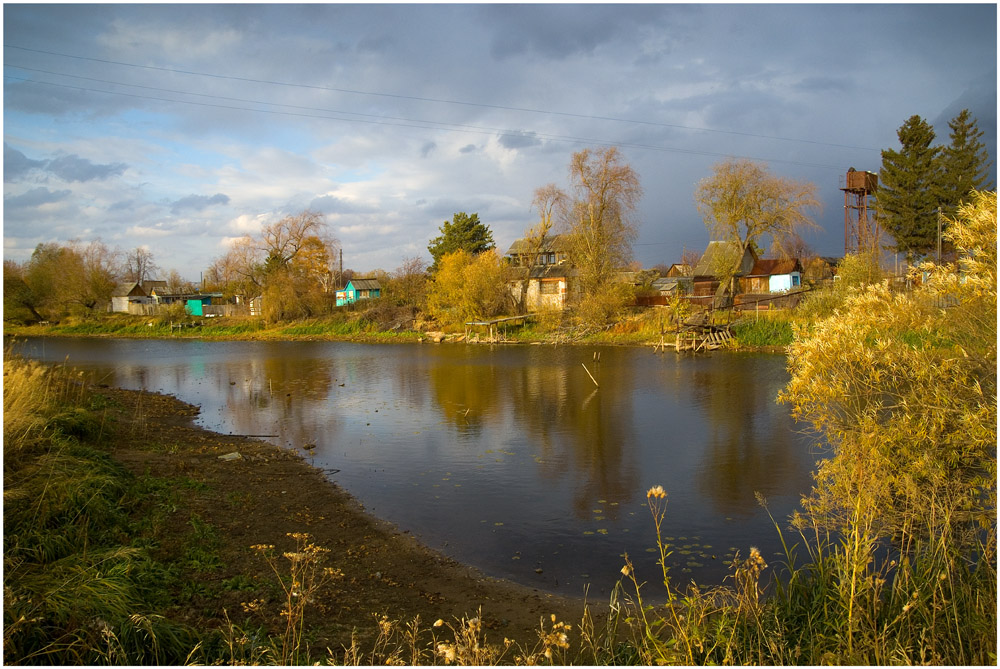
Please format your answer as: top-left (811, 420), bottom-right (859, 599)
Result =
top-left (13, 337), bottom-right (822, 599)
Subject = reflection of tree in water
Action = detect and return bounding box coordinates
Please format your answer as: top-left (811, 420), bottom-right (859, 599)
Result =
top-left (687, 357), bottom-right (813, 517)
top-left (427, 351), bottom-right (504, 436)
top-left (222, 356), bottom-right (340, 450)
top-left (503, 351), bottom-right (638, 520)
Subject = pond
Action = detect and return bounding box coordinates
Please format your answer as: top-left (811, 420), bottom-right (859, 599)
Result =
top-left (13, 337), bottom-right (823, 600)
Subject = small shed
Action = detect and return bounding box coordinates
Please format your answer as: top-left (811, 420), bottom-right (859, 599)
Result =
top-left (651, 276), bottom-right (691, 296)
top-left (741, 258), bottom-right (803, 294)
top-left (336, 278), bottom-right (382, 306)
top-left (111, 282), bottom-right (148, 312)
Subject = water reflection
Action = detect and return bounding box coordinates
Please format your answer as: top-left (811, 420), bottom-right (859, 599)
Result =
top-left (12, 337), bottom-right (819, 597)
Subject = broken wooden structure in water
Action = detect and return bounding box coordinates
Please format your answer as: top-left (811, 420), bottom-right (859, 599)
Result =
top-left (672, 324), bottom-right (733, 352)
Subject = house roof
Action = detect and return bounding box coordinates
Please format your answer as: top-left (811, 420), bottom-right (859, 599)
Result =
top-left (509, 265), bottom-right (577, 280)
top-left (693, 241), bottom-right (758, 278)
top-left (113, 282), bottom-right (145, 297)
top-left (349, 278), bottom-right (381, 291)
top-left (505, 233), bottom-right (573, 256)
top-left (142, 280), bottom-right (167, 293)
top-left (747, 258), bottom-right (802, 277)
top-left (652, 276), bottom-right (691, 290)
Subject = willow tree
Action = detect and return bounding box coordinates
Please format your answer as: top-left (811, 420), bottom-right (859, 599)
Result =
top-left (694, 158), bottom-right (820, 303)
top-left (564, 146), bottom-right (642, 324)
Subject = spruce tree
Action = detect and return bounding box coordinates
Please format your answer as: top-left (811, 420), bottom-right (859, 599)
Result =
top-left (427, 212), bottom-right (495, 273)
top-left (940, 109), bottom-right (993, 211)
top-left (878, 115), bottom-right (941, 261)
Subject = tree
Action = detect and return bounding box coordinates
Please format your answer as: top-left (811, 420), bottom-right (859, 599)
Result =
top-left (427, 212), bottom-right (495, 273)
top-left (878, 115), bottom-right (942, 261)
top-left (164, 269), bottom-right (193, 294)
top-left (780, 190), bottom-right (996, 552)
top-left (562, 147), bottom-right (642, 323)
top-left (940, 109), bottom-right (993, 211)
top-left (426, 249), bottom-right (511, 327)
top-left (22, 240), bottom-right (120, 319)
top-left (566, 147), bottom-right (641, 290)
top-left (385, 256), bottom-right (429, 308)
top-left (124, 247), bottom-right (158, 285)
top-left (260, 211), bottom-right (326, 269)
top-left (3, 260), bottom-right (43, 323)
top-left (204, 211), bottom-right (338, 317)
top-left (694, 158), bottom-right (820, 303)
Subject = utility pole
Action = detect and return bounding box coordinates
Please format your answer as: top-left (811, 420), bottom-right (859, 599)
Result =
top-left (936, 207), bottom-right (942, 262)
top-left (339, 248), bottom-right (343, 288)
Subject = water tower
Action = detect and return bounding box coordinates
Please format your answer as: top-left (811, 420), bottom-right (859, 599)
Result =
top-left (841, 168), bottom-right (879, 254)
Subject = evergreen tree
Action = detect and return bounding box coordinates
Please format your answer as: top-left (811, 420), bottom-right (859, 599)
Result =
top-left (426, 212), bottom-right (495, 273)
top-left (878, 115), bottom-right (942, 261)
top-left (940, 109), bottom-right (993, 211)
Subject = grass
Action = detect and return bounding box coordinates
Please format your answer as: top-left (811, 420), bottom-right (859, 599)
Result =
top-left (730, 315), bottom-right (795, 348)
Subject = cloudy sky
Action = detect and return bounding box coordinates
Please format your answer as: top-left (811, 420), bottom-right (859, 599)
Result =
top-left (3, 3), bottom-right (996, 281)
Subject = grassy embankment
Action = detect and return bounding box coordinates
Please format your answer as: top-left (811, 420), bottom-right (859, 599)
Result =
top-left (5, 293), bottom-right (801, 350)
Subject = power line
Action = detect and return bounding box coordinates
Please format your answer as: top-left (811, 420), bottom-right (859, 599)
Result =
top-left (4, 73), bottom-right (851, 171)
top-left (4, 43), bottom-right (881, 153)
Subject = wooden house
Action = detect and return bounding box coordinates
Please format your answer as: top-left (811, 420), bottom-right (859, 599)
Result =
top-left (740, 258), bottom-right (803, 294)
top-left (691, 242), bottom-right (758, 297)
top-left (111, 282), bottom-right (149, 313)
top-left (336, 278), bottom-right (382, 306)
top-left (505, 235), bottom-right (577, 310)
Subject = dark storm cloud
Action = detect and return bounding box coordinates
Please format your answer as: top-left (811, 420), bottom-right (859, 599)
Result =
top-left (459, 144), bottom-right (478, 154)
top-left (47, 154), bottom-right (127, 182)
top-left (4, 143), bottom-right (46, 182)
top-left (481, 4), bottom-right (667, 60)
top-left (169, 193), bottom-right (230, 214)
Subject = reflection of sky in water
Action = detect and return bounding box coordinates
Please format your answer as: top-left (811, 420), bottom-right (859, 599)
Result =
top-left (15, 337), bottom-right (821, 599)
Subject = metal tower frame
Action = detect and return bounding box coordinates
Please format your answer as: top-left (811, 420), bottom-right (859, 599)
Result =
top-left (841, 169), bottom-right (879, 255)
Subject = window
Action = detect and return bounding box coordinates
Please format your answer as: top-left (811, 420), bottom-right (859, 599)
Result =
top-left (539, 280), bottom-right (560, 295)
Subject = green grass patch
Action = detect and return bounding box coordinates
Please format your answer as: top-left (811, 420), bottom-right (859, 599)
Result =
top-left (731, 317), bottom-right (794, 347)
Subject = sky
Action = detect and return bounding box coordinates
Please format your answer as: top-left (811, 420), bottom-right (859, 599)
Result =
top-left (3, 2), bottom-right (997, 282)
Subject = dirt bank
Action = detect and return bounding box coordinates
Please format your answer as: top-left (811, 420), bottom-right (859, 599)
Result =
top-left (95, 384), bottom-right (591, 658)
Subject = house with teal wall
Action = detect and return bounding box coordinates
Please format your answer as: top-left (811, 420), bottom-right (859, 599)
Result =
top-left (336, 278), bottom-right (382, 306)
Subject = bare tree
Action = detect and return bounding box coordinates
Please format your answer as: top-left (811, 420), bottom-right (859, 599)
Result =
top-left (561, 147), bottom-right (642, 323)
top-left (512, 184), bottom-right (567, 312)
top-left (124, 246), bottom-right (158, 284)
top-left (565, 147), bottom-right (642, 290)
top-left (694, 158), bottom-right (820, 303)
top-left (259, 210), bottom-right (336, 271)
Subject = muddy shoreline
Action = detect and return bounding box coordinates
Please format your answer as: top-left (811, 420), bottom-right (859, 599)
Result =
top-left (96, 384), bottom-right (593, 655)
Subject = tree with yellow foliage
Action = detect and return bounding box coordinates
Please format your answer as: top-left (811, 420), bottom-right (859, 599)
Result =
top-left (426, 249), bottom-right (511, 328)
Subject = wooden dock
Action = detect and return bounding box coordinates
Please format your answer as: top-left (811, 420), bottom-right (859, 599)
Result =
top-left (464, 314), bottom-right (535, 343)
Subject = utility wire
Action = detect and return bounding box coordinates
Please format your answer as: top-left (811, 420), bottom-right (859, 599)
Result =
top-left (4, 73), bottom-right (851, 171)
top-left (4, 43), bottom-right (881, 153)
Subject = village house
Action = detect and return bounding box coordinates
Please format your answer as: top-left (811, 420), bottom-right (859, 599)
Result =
top-left (505, 234), bottom-right (579, 310)
top-left (740, 258), bottom-right (803, 294)
top-left (691, 241), bottom-right (758, 300)
top-left (336, 278), bottom-right (382, 306)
